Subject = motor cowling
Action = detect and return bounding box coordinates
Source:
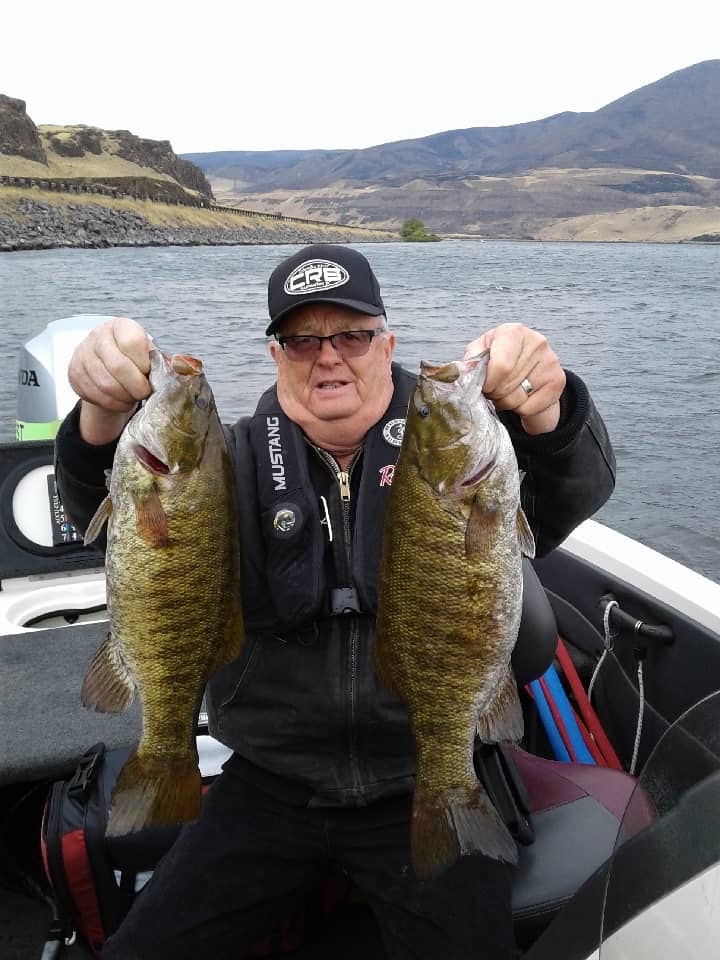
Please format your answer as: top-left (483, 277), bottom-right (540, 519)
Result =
top-left (16, 315), bottom-right (112, 441)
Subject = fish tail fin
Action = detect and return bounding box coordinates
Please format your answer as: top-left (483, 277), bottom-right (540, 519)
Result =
top-left (411, 782), bottom-right (518, 879)
top-left (105, 752), bottom-right (201, 837)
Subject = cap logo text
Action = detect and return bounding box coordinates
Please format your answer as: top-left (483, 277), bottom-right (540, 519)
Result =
top-left (284, 259), bottom-right (350, 296)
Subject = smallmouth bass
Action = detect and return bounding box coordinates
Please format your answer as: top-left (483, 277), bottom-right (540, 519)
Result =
top-left (373, 351), bottom-right (535, 878)
top-left (82, 348), bottom-right (243, 836)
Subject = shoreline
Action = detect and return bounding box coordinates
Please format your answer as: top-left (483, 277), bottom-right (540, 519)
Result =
top-left (0, 188), bottom-right (396, 253)
top-left (3, 189), bottom-right (719, 253)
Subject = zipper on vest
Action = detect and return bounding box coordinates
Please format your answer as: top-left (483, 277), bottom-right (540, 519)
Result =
top-left (337, 470), bottom-right (351, 501)
top-left (312, 447), bottom-right (361, 575)
top-left (311, 445), bottom-right (364, 793)
top-left (347, 615), bottom-right (363, 794)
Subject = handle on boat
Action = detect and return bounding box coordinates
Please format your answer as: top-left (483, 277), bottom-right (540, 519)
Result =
top-left (599, 593), bottom-right (675, 646)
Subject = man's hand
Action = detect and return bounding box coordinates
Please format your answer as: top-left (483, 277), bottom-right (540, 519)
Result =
top-left (68, 317), bottom-right (152, 445)
top-left (464, 323), bottom-right (566, 435)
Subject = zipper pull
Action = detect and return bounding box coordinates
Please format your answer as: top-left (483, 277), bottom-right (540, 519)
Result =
top-left (337, 470), bottom-right (351, 502)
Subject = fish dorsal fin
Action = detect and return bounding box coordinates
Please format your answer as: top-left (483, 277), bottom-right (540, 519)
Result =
top-left (134, 485), bottom-right (169, 548)
top-left (465, 497), bottom-right (497, 558)
top-left (517, 507), bottom-right (536, 558)
top-left (84, 495), bottom-right (113, 545)
top-left (81, 632), bottom-right (136, 714)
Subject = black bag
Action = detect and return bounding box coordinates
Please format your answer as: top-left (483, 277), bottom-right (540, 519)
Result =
top-left (39, 743), bottom-right (340, 958)
top-left (41, 742), bottom-right (184, 957)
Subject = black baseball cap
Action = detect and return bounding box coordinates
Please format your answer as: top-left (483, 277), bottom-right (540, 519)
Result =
top-left (266, 244), bottom-right (385, 336)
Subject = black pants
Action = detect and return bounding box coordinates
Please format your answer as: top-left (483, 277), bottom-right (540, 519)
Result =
top-left (103, 764), bottom-right (516, 960)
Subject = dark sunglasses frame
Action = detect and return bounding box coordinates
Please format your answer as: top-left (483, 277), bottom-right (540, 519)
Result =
top-left (276, 328), bottom-right (386, 359)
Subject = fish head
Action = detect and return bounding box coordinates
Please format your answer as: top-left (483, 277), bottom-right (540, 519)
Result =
top-left (126, 348), bottom-right (216, 475)
top-left (408, 351), bottom-right (505, 496)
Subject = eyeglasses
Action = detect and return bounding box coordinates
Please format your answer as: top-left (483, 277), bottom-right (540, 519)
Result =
top-left (276, 328), bottom-right (385, 360)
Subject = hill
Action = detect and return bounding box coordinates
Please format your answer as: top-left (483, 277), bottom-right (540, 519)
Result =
top-left (0, 94), bottom-right (213, 200)
top-left (0, 97), bottom-right (394, 250)
top-left (184, 61), bottom-right (720, 240)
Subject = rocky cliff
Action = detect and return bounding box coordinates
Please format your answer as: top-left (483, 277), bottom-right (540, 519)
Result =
top-left (0, 95), bottom-right (46, 163)
top-left (107, 130), bottom-right (213, 197)
top-left (0, 98), bottom-right (213, 199)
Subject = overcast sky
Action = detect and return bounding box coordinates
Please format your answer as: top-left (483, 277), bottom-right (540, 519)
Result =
top-left (4, 1), bottom-right (718, 154)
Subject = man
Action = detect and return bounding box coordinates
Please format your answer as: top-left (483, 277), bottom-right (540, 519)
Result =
top-left (55, 243), bottom-right (615, 959)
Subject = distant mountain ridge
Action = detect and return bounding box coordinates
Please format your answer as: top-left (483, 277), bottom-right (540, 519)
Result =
top-left (184, 61), bottom-right (720, 189)
top-left (3, 63), bottom-right (719, 242)
top-left (179, 61), bottom-right (720, 241)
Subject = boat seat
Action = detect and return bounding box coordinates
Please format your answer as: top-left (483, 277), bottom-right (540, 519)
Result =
top-left (510, 748), bottom-right (651, 947)
top-left (507, 562), bottom-right (653, 946)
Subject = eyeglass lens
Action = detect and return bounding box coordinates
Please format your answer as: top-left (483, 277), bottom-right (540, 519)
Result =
top-left (281, 330), bottom-right (378, 359)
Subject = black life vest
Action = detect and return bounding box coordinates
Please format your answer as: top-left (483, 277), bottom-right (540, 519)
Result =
top-left (240, 363), bottom-right (415, 632)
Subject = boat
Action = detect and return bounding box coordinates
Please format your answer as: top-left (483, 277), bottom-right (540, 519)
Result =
top-left (1, 317), bottom-right (719, 959)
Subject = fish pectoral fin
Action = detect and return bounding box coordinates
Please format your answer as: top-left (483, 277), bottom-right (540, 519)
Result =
top-left (411, 782), bottom-right (518, 879)
top-left (465, 497), bottom-right (496, 558)
top-left (516, 507), bottom-right (536, 558)
top-left (477, 667), bottom-right (524, 743)
top-left (133, 485), bottom-right (169, 548)
top-left (81, 631), bottom-right (136, 713)
top-left (84, 495), bottom-right (113, 545)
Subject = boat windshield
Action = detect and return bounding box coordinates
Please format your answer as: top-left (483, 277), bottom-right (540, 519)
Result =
top-left (599, 690), bottom-right (720, 958)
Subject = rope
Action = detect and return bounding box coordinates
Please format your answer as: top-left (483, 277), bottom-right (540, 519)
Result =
top-left (630, 658), bottom-right (646, 776)
top-left (588, 599), bottom-right (618, 703)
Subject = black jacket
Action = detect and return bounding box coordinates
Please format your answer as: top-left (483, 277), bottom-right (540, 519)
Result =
top-left (55, 365), bottom-right (615, 806)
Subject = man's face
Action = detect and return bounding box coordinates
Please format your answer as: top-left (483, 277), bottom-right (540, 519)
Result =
top-left (269, 303), bottom-right (396, 441)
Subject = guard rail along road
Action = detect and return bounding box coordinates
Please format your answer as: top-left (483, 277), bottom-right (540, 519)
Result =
top-left (0, 175), bottom-right (387, 233)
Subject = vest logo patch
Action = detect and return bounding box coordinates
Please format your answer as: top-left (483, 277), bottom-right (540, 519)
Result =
top-left (379, 464), bottom-right (395, 487)
top-left (266, 416), bottom-right (286, 491)
top-left (273, 508), bottom-right (296, 534)
top-left (383, 418), bottom-right (405, 447)
top-left (271, 501), bottom-right (303, 539)
top-left (284, 259), bottom-right (350, 296)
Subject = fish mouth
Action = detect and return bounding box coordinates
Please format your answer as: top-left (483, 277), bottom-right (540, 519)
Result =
top-left (461, 459), bottom-right (496, 487)
top-left (134, 444), bottom-right (170, 476)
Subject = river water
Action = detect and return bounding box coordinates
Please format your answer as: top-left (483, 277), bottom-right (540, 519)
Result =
top-left (0, 240), bottom-right (718, 583)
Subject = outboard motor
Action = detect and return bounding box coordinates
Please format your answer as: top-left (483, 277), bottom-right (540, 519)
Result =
top-left (16, 315), bottom-right (110, 441)
top-left (0, 316), bottom-right (110, 634)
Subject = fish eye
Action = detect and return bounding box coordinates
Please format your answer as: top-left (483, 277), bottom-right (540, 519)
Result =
top-left (417, 404), bottom-right (430, 419)
top-left (194, 394), bottom-right (208, 409)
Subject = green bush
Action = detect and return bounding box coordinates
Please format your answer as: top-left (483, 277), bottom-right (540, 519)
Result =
top-left (400, 217), bottom-right (439, 242)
